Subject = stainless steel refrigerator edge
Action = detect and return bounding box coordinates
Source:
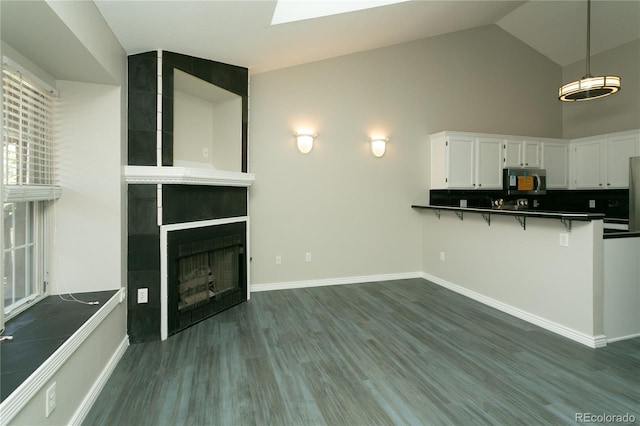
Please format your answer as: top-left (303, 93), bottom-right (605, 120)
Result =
top-left (630, 157), bottom-right (640, 232)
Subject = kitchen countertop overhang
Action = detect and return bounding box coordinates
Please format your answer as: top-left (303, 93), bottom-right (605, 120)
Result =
top-left (411, 204), bottom-right (605, 221)
top-left (411, 204), bottom-right (639, 238)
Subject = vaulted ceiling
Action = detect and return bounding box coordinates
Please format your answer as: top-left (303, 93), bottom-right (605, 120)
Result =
top-left (94, 0), bottom-right (640, 73)
top-left (2, 1), bottom-right (639, 80)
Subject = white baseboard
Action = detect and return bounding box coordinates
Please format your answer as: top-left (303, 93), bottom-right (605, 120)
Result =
top-left (250, 271), bottom-right (423, 292)
top-left (70, 335), bottom-right (130, 425)
top-left (250, 271), bottom-right (613, 348)
top-left (421, 272), bottom-right (607, 349)
top-left (606, 332), bottom-right (640, 344)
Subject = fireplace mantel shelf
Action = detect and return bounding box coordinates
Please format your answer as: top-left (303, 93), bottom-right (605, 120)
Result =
top-left (124, 166), bottom-right (255, 187)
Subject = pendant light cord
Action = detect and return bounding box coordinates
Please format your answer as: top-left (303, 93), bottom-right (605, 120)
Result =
top-left (584, 0), bottom-right (592, 78)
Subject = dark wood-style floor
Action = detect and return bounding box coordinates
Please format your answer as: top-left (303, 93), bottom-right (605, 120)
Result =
top-left (83, 279), bottom-right (639, 426)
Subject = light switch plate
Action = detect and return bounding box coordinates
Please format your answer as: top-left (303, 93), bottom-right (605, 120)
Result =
top-left (559, 233), bottom-right (569, 247)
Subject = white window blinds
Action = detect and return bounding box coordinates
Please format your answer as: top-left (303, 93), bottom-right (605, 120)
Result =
top-left (2, 58), bottom-right (61, 202)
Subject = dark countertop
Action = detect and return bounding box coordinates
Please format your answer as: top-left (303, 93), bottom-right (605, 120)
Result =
top-left (603, 229), bottom-right (640, 239)
top-left (604, 217), bottom-right (629, 224)
top-left (411, 204), bottom-right (605, 221)
top-left (412, 204), bottom-right (640, 239)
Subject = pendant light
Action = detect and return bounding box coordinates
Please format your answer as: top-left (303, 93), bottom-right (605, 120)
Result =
top-left (558, 0), bottom-right (621, 102)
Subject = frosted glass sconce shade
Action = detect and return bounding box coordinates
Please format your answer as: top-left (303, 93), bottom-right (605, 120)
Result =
top-left (294, 131), bottom-right (316, 154)
top-left (369, 136), bottom-right (388, 157)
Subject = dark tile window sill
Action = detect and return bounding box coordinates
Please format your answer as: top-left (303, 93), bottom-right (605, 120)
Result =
top-left (1, 291), bottom-right (117, 402)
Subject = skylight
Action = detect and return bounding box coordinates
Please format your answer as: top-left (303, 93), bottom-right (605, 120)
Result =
top-left (271, 0), bottom-right (411, 25)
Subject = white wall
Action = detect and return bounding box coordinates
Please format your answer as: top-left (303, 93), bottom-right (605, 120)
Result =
top-left (44, 0), bottom-right (125, 85)
top-left (174, 90), bottom-right (242, 171)
top-left (52, 80), bottom-right (123, 294)
top-left (562, 39), bottom-right (640, 139)
top-left (420, 211), bottom-right (604, 342)
top-left (211, 97), bottom-right (242, 171)
top-left (174, 90), bottom-right (215, 167)
top-left (603, 237), bottom-right (640, 341)
top-left (0, 1), bottom-right (128, 423)
top-left (248, 24), bottom-right (562, 288)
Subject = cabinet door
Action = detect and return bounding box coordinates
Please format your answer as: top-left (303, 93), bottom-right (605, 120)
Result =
top-left (606, 133), bottom-right (640, 188)
top-left (574, 140), bottom-right (604, 188)
top-left (504, 140), bottom-right (522, 167)
top-left (446, 135), bottom-right (475, 188)
top-left (476, 137), bottom-right (503, 188)
top-left (543, 143), bottom-right (568, 188)
top-left (523, 141), bottom-right (542, 168)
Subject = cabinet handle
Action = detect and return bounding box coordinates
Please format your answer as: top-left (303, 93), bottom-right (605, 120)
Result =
top-left (607, 183), bottom-right (611, 186)
top-left (478, 184), bottom-right (482, 187)
top-left (599, 183), bottom-right (603, 186)
top-left (525, 163), bottom-right (529, 166)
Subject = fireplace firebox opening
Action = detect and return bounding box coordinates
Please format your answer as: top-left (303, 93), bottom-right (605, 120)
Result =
top-left (167, 221), bottom-right (247, 336)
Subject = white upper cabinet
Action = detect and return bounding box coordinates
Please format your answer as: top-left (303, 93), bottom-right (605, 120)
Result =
top-left (475, 137), bottom-right (503, 189)
top-left (606, 133), bottom-right (640, 188)
top-left (504, 139), bottom-right (542, 168)
top-left (447, 134), bottom-right (475, 188)
top-left (504, 140), bottom-right (522, 168)
top-left (571, 130), bottom-right (640, 189)
top-left (523, 140), bottom-right (542, 168)
top-left (573, 139), bottom-right (605, 188)
top-left (542, 142), bottom-right (569, 189)
top-left (431, 130), bottom-right (639, 191)
top-left (430, 132), bottom-right (502, 190)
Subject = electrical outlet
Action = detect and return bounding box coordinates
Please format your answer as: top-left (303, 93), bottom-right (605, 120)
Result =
top-left (137, 288), bottom-right (148, 304)
top-left (46, 382), bottom-right (57, 417)
top-left (275, 255), bottom-right (282, 265)
top-left (559, 233), bottom-right (569, 247)
top-left (202, 147), bottom-right (209, 158)
top-left (589, 199), bottom-right (596, 208)
top-left (459, 199), bottom-right (467, 208)
top-left (305, 252), bottom-right (312, 262)
top-left (440, 252), bottom-right (445, 262)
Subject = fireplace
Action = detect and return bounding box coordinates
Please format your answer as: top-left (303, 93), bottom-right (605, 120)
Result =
top-left (126, 50), bottom-right (253, 343)
top-left (166, 221), bottom-right (247, 335)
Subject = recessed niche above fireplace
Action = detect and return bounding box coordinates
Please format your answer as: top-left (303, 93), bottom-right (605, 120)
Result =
top-left (173, 69), bottom-right (242, 172)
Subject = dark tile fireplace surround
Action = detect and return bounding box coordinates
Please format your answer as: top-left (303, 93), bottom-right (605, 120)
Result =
top-left (127, 51), bottom-right (249, 343)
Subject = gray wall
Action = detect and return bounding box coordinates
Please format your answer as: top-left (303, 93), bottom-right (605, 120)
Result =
top-left (249, 24), bottom-right (563, 288)
top-left (562, 39), bottom-right (640, 139)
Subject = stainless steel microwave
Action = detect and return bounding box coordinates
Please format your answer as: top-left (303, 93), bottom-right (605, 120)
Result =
top-left (503, 168), bottom-right (546, 195)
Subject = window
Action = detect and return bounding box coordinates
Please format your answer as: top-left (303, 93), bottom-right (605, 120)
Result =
top-left (3, 201), bottom-right (42, 314)
top-left (2, 57), bottom-right (60, 320)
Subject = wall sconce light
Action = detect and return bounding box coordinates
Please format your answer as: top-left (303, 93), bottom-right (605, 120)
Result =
top-left (294, 130), bottom-right (316, 154)
top-left (369, 136), bottom-right (388, 157)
